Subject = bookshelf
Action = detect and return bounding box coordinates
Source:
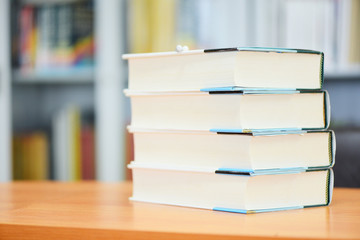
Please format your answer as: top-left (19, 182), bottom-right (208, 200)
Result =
top-left (125, 0), bottom-right (360, 189)
top-left (13, 69), bottom-right (94, 84)
top-left (325, 68), bottom-right (360, 79)
top-left (0, 0), bottom-right (127, 182)
top-left (1, 0), bottom-right (359, 184)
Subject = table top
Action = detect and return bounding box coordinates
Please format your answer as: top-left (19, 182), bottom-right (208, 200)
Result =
top-left (0, 182), bottom-right (359, 240)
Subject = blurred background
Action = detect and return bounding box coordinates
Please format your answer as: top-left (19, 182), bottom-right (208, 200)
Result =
top-left (0, 0), bottom-right (359, 186)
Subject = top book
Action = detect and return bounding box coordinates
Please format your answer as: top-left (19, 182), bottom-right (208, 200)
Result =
top-left (123, 47), bottom-right (324, 91)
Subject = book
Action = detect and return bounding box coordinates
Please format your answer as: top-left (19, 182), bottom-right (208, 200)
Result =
top-left (12, 136), bottom-right (23, 180)
top-left (127, 90), bottom-right (329, 132)
top-left (53, 106), bottom-right (82, 181)
top-left (81, 125), bottom-right (95, 180)
top-left (129, 128), bottom-right (335, 173)
top-left (123, 47), bottom-right (324, 91)
top-left (12, 132), bottom-right (48, 180)
top-left (72, 2), bottom-right (94, 67)
top-left (148, 0), bottom-right (176, 52)
top-left (127, 0), bottom-right (176, 53)
top-left (337, 0), bottom-right (360, 70)
top-left (55, 4), bottom-right (73, 68)
top-left (18, 6), bottom-right (36, 72)
top-left (31, 133), bottom-right (49, 180)
top-left (53, 107), bottom-right (70, 181)
top-left (130, 163), bottom-right (333, 214)
top-left (348, 0), bottom-right (360, 65)
top-left (16, 2), bottom-right (94, 74)
top-left (69, 106), bottom-right (82, 181)
top-left (35, 5), bottom-right (57, 71)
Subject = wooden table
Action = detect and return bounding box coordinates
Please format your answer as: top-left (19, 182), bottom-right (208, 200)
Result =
top-left (0, 182), bottom-right (359, 240)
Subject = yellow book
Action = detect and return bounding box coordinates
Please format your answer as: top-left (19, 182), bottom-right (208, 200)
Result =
top-left (128, 0), bottom-right (176, 53)
top-left (21, 134), bottom-right (31, 180)
top-left (17, 133), bottom-right (48, 180)
top-left (29, 26), bottom-right (37, 68)
top-left (128, 0), bottom-right (151, 53)
top-left (349, 0), bottom-right (360, 63)
top-left (32, 133), bottom-right (49, 180)
top-left (12, 136), bottom-right (23, 180)
top-left (149, 0), bottom-right (176, 52)
top-left (69, 107), bottom-right (82, 181)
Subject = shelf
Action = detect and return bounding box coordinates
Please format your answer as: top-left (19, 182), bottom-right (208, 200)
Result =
top-left (324, 67), bottom-right (360, 79)
top-left (20, 0), bottom-right (82, 5)
top-left (13, 68), bottom-right (94, 84)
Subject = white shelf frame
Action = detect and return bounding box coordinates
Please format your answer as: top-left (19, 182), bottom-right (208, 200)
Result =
top-left (95, 0), bottom-right (126, 181)
top-left (13, 69), bottom-right (94, 84)
top-left (0, 0), bottom-right (12, 182)
top-left (325, 68), bottom-right (360, 79)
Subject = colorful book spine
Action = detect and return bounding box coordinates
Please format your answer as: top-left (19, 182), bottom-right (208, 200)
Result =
top-left (81, 125), bottom-right (95, 180)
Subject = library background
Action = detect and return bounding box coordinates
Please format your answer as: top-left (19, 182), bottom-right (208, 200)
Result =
top-left (0, 0), bottom-right (359, 187)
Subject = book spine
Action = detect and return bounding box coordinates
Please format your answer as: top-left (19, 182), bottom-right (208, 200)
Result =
top-left (81, 125), bottom-right (95, 180)
top-left (32, 133), bottom-right (49, 180)
top-left (13, 132), bottom-right (49, 180)
top-left (72, 2), bottom-right (94, 67)
top-left (35, 5), bottom-right (57, 71)
top-left (56, 4), bottom-right (73, 68)
top-left (19, 6), bottom-right (35, 71)
top-left (12, 136), bottom-right (23, 180)
top-left (69, 107), bottom-right (82, 181)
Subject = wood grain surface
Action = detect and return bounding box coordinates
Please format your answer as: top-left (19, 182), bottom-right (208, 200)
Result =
top-left (0, 181), bottom-right (359, 240)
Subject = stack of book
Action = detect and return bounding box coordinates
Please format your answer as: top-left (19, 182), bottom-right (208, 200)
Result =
top-left (123, 47), bottom-right (335, 214)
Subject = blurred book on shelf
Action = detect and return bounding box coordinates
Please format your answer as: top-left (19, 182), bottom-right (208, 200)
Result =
top-left (16, 1), bottom-right (94, 77)
top-left (52, 106), bottom-right (96, 181)
top-left (81, 124), bottom-right (95, 180)
top-left (12, 107), bottom-right (96, 181)
top-left (12, 132), bottom-right (49, 180)
top-left (126, 0), bottom-right (360, 75)
top-left (337, 0), bottom-right (360, 70)
top-left (127, 0), bottom-right (177, 53)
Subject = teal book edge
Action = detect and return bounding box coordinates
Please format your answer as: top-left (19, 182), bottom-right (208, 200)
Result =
top-left (215, 166), bottom-right (334, 176)
top-left (201, 86), bottom-right (301, 93)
